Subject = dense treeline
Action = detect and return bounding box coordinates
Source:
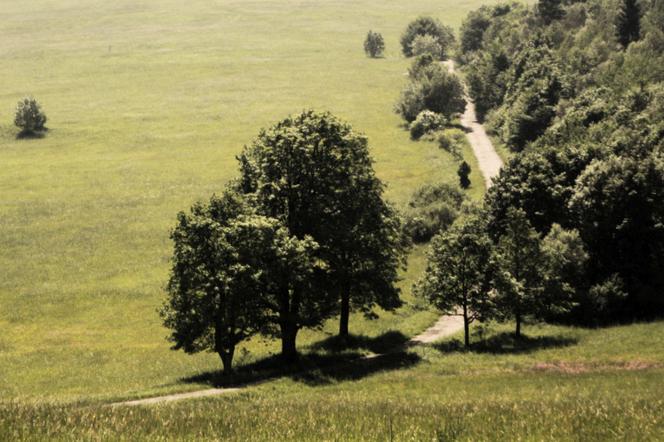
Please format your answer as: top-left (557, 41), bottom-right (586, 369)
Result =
top-left (455, 0), bottom-right (664, 324)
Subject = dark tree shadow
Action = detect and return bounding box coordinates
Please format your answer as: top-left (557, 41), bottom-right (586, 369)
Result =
top-left (446, 122), bottom-right (472, 133)
top-left (181, 331), bottom-right (419, 388)
top-left (16, 129), bottom-right (47, 139)
top-left (434, 332), bottom-right (577, 355)
top-left (310, 331), bottom-right (410, 354)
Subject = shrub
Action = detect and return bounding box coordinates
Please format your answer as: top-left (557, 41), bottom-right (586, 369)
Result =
top-left (14, 97), bottom-right (47, 134)
top-left (408, 54), bottom-right (435, 79)
top-left (437, 131), bottom-right (462, 159)
top-left (409, 110), bottom-right (446, 140)
top-left (410, 34), bottom-right (443, 59)
top-left (396, 63), bottom-right (466, 122)
top-left (458, 161), bottom-right (471, 189)
top-left (400, 16), bottom-right (455, 58)
top-left (364, 30), bottom-right (385, 58)
top-left (404, 183), bottom-right (465, 243)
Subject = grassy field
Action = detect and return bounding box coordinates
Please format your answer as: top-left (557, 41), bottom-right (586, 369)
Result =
top-left (2, 321), bottom-right (663, 440)
top-left (1, 0), bottom-right (490, 402)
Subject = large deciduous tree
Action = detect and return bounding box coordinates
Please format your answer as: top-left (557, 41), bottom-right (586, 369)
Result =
top-left (161, 189), bottom-right (325, 369)
top-left (415, 210), bottom-right (494, 347)
top-left (238, 110), bottom-right (406, 341)
top-left (160, 191), bottom-right (262, 373)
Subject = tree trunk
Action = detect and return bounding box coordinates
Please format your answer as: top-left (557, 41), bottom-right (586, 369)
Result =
top-left (463, 303), bottom-right (470, 348)
top-left (280, 322), bottom-right (299, 362)
top-left (214, 314), bottom-right (235, 375)
top-left (339, 287), bottom-right (350, 338)
top-left (515, 312), bottom-right (522, 338)
top-left (219, 348), bottom-right (235, 376)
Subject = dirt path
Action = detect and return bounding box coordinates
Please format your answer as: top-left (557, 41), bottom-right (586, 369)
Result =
top-left (445, 59), bottom-right (503, 188)
top-left (111, 387), bottom-right (241, 407)
top-left (112, 61), bottom-right (502, 408)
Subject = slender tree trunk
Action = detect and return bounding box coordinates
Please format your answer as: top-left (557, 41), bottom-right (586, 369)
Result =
top-left (280, 321), bottom-right (299, 362)
top-left (463, 302), bottom-right (470, 348)
top-left (515, 312), bottom-right (522, 338)
top-left (339, 286), bottom-right (350, 338)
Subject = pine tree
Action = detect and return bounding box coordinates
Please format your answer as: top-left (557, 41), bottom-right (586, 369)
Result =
top-left (615, 0), bottom-right (641, 48)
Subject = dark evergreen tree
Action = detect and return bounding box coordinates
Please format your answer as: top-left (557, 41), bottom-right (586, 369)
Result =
top-left (458, 161), bottom-right (471, 189)
top-left (615, 0), bottom-right (641, 48)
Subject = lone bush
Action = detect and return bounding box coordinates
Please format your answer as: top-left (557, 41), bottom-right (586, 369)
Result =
top-left (458, 161), bottom-right (471, 189)
top-left (364, 30), bottom-right (385, 58)
top-left (14, 97), bottom-right (47, 134)
top-left (400, 17), bottom-right (455, 58)
top-left (409, 110), bottom-right (446, 140)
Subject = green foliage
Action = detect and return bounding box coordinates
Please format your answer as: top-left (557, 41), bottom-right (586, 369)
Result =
top-left (14, 96), bottom-right (46, 134)
top-left (457, 161), bottom-right (471, 189)
top-left (161, 190), bottom-right (323, 371)
top-left (537, 0), bottom-right (565, 25)
top-left (410, 34), bottom-right (443, 59)
top-left (363, 30), bottom-right (385, 58)
top-left (459, 7), bottom-right (492, 55)
top-left (408, 53), bottom-right (436, 79)
top-left (400, 16), bottom-right (455, 58)
top-left (404, 183), bottom-right (466, 243)
top-left (569, 154), bottom-right (664, 318)
top-left (396, 63), bottom-right (466, 123)
top-left (409, 110), bottom-right (446, 140)
top-left (615, 0), bottom-right (641, 48)
top-left (540, 224), bottom-right (588, 319)
top-left (239, 110), bottom-right (406, 339)
top-left (415, 210), bottom-right (494, 346)
top-left (492, 208), bottom-right (546, 337)
top-left (495, 37), bottom-right (568, 151)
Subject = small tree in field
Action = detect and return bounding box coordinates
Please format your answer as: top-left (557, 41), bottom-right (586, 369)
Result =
top-left (458, 161), bottom-right (471, 189)
top-left (14, 97), bottom-right (47, 134)
top-left (416, 210), bottom-right (495, 347)
top-left (364, 30), bottom-right (385, 58)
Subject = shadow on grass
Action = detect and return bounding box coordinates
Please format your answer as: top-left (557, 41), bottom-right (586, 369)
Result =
top-left (434, 332), bottom-right (577, 355)
top-left (16, 129), bottom-right (47, 139)
top-left (310, 331), bottom-right (410, 354)
top-left (182, 331), bottom-right (419, 388)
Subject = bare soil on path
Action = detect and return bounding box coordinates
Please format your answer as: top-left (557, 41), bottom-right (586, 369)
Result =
top-left (111, 60), bottom-right (502, 407)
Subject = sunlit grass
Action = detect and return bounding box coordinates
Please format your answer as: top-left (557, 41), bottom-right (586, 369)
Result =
top-left (0, 0), bottom-right (511, 402)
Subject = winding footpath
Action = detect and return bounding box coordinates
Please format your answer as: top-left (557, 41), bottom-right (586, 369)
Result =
top-left (112, 61), bottom-right (502, 407)
top-left (409, 60), bottom-right (503, 346)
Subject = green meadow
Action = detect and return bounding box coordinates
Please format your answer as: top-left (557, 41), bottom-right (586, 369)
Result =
top-left (1, 0), bottom-right (487, 402)
top-left (2, 1), bottom-right (663, 440)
